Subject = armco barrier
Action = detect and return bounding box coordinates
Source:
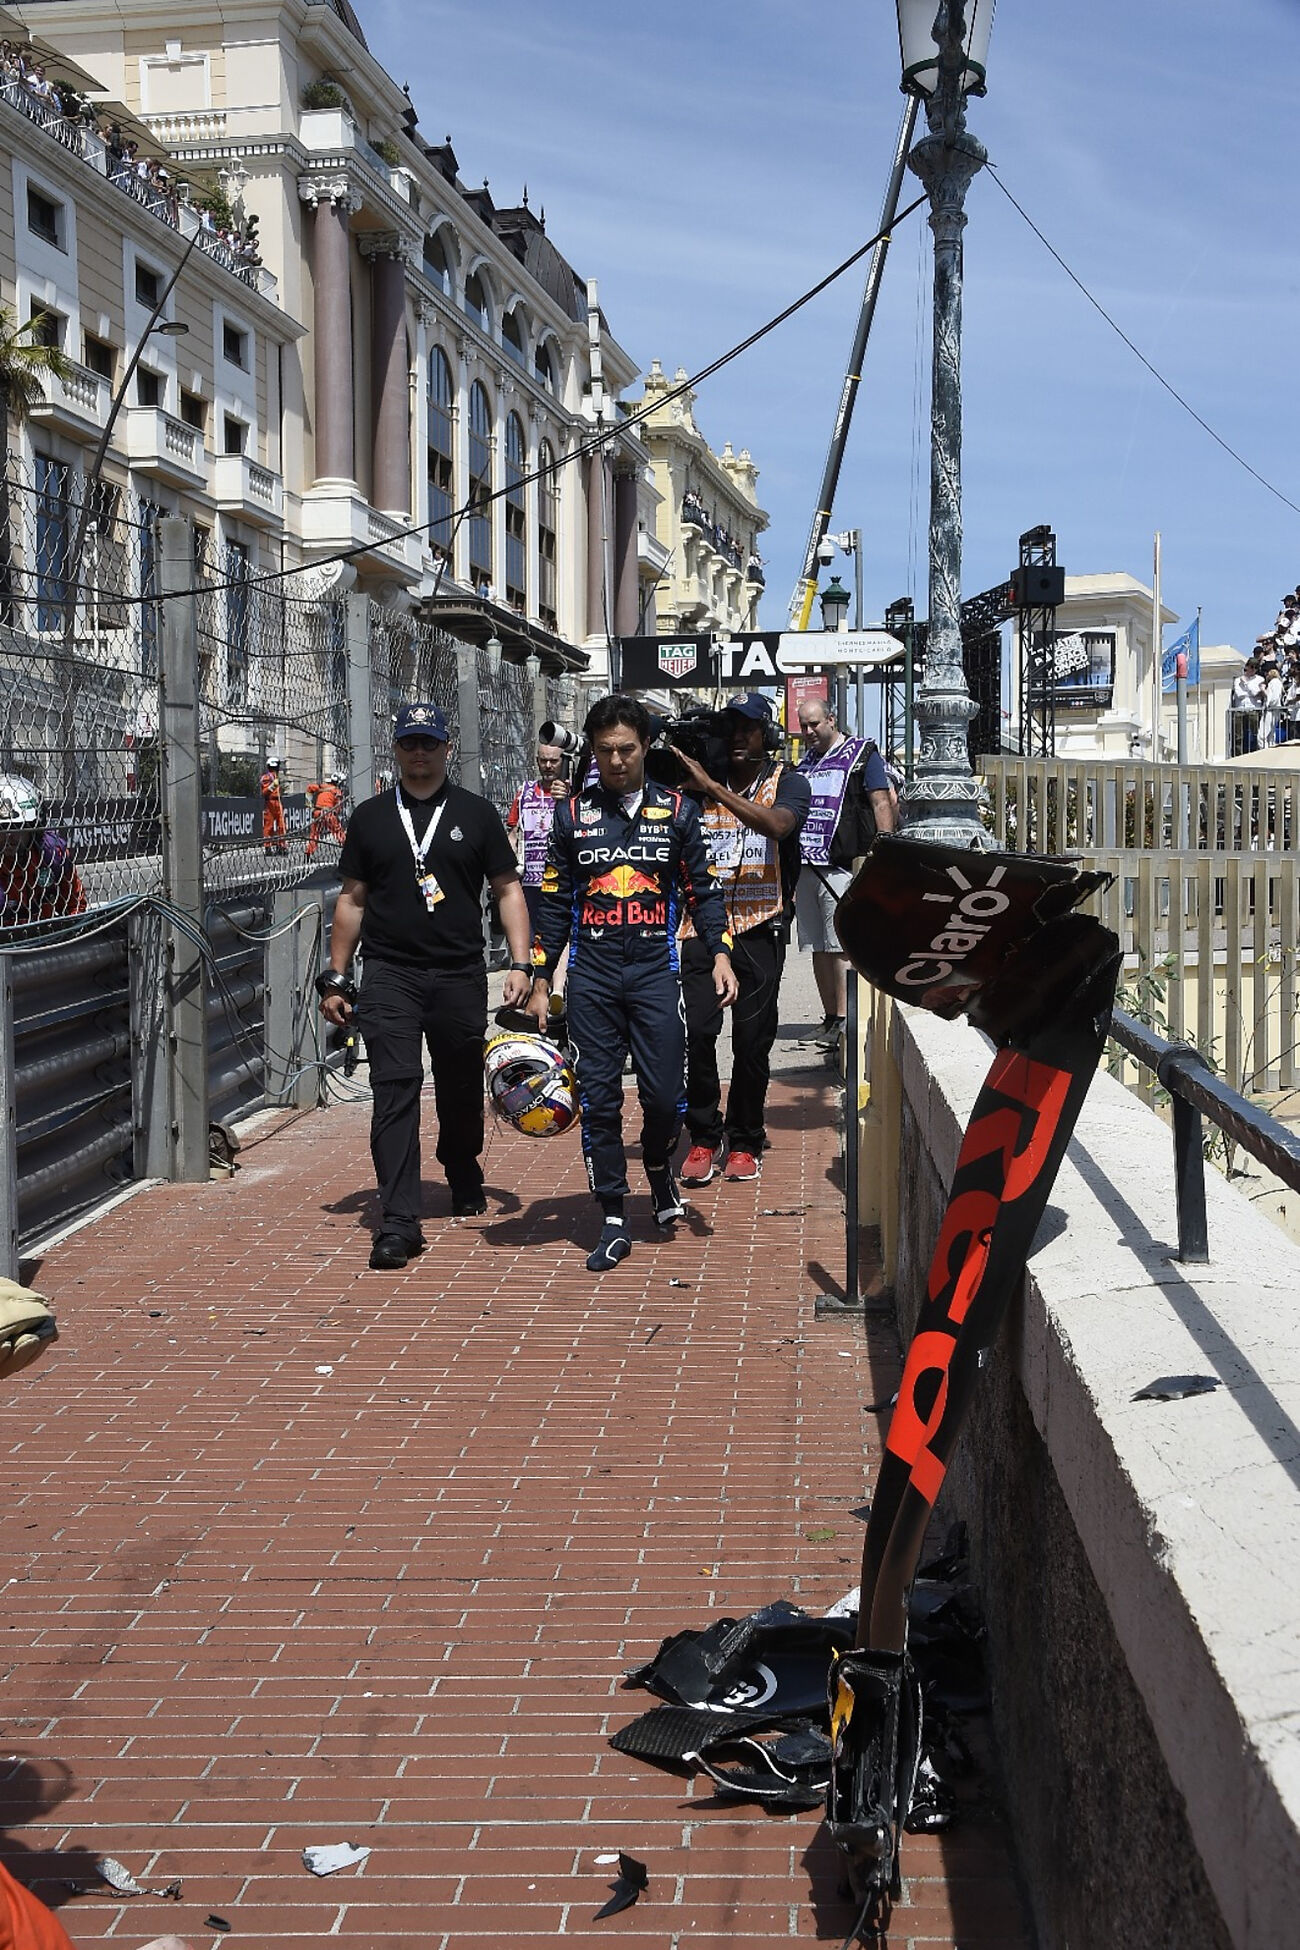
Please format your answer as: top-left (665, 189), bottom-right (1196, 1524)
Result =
top-left (3, 884), bottom-right (339, 1271)
top-left (5, 926), bottom-right (134, 1253)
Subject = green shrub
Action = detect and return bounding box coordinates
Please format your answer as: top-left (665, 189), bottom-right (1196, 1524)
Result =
top-left (303, 79), bottom-right (346, 110)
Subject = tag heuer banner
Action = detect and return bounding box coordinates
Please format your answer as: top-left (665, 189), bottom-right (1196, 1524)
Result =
top-left (618, 630), bottom-right (904, 691)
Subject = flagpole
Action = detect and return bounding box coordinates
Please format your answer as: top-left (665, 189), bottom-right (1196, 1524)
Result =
top-left (1151, 530), bottom-right (1162, 762)
top-left (1176, 635), bottom-right (1188, 764)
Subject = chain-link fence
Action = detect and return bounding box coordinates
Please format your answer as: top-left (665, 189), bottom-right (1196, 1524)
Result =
top-left (481, 652), bottom-right (533, 815)
top-left (369, 609), bottom-right (460, 791)
top-left (195, 562), bottom-right (353, 898)
top-left (545, 673), bottom-right (582, 737)
top-left (0, 453), bottom-right (164, 926)
top-left (0, 449), bottom-right (566, 937)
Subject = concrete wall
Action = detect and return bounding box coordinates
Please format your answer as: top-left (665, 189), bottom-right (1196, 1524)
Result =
top-left (884, 1005), bottom-right (1300, 1950)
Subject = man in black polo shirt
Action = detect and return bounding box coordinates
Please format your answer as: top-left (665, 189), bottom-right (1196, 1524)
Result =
top-left (319, 701), bottom-right (533, 1269)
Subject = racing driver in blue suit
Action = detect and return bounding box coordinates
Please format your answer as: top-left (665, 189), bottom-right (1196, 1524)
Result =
top-left (526, 694), bottom-right (738, 1271)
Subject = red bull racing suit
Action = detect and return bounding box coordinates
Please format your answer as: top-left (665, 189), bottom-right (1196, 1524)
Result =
top-left (537, 780), bottom-right (732, 1203)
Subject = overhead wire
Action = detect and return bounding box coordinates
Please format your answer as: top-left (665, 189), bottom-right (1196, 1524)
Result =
top-left (986, 164), bottom-right (1300, 522)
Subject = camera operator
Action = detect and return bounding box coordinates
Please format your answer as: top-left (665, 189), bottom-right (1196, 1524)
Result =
top-left (505, 739), bottom-right (569, 939)
top-left (526, 694), bottom-right (737, 1272)
top-left (318, 702), bottom-right (533, 1270)
top-left (670, 692), bottom-right (811, 1186)
top-left (794, 696), bottom-right (896, 1046)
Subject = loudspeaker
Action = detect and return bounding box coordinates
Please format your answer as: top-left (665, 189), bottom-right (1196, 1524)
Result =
top-left (1009, 564), bottom-right (1065, 609)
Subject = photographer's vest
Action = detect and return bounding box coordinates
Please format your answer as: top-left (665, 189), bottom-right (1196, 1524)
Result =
top-left (681, 765), bottom-right (785, 938)
top-left (513, 781), bottom-right (554, 886)
top-left (798, 735), bottom-right (865, 866)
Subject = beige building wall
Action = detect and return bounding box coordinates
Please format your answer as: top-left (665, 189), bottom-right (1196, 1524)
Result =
top-left (1019, 573), bottom-right (1240, 763)
top-left (0, 76), bottom-right (300, 587)
top-left (24, 0), bottom-right (650, 671)
top-left (628, 358), bottom-right (767, 639)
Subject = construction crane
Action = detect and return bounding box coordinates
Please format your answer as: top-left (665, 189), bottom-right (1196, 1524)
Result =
top-left (787, 95), bottom-right (920, 635)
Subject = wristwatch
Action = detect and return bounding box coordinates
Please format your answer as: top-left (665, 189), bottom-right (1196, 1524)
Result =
top-left (508, 960), bottom-right (533, 975)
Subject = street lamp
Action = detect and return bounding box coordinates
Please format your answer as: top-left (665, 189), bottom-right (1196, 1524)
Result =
top-left (819, 576), bottom-right (850, 634)
top-left (896, 0), bottom-right (994, 846)
top-left (485, 633), bottom-right (503, 677)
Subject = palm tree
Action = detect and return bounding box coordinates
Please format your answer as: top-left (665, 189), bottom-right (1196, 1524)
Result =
top-left (0, 303), bottom-right (71, 619)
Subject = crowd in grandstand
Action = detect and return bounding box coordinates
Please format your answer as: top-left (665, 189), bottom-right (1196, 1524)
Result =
top-left (1230, 588), bottom-right (1300, 751)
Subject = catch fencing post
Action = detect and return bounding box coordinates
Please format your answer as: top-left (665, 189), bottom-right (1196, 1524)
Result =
top-left (345, 592), bottom-right (373, 803)
top-left (816, 965), bottom-right (866, 1317)
top-left (0, 954), bottom-right (18, 1280)
top-left (128, 906), bottom-right (170, 1179)
top-left (526, 653), bottom-right (545, 750)
top-left (265, 890), bottom-right (322, 1109)
top-left (456, 646), bottom-right (483, 796)
top-left (159, 514), bottom-right (209, 1181)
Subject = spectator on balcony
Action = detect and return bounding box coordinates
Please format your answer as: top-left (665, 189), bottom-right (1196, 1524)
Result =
top-left (1231, 657), bottom-right (1263, 753)
top-left (1260, 661), bottom-right (1285, 748)
top-left (1283, 654), bottom-right (1300, 744)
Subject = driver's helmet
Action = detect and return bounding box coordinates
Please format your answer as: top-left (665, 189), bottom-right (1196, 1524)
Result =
top-left (483, 1029), bottom-right (579, 1138)
top-left (0, 774), bottom-right (43, 844)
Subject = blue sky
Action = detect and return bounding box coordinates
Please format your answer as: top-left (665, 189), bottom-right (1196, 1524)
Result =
top-left (367, 0), bottom-right (1298, 657)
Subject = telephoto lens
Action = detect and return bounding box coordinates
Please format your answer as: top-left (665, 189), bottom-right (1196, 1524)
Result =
top-left (538, 720), bottom-right (582, 756)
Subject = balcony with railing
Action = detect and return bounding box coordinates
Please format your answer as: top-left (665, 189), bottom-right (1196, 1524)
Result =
top-left (29, 360), bottom-right (110, 438)
top-left (299, 481), bottom-right (424, 582)
top-left (298, 107), bottom-right (412, 203)
top-left (124, 406), bottom-right (207, 486)
top-left (0, 75), bottom-right (276, 300)
top-left (210, 452), bottom-right (284, 525)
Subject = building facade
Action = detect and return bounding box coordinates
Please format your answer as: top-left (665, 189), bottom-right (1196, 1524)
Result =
top-left (1011, 572), bottom-right (1240, 763)
top-left (629, 357), bottom-right (768, 639)
top-left (25, 0), bottom-right (656, 683)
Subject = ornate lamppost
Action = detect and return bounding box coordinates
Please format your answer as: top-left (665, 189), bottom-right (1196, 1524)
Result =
top-left (895, 0), bottom-right (994, 844)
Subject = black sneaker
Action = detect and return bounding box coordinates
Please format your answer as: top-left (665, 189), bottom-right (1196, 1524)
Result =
top-left (815, 1016), bottom-right (846, 1049)
top-left (587, 1221), bottom-right (631, 1273)
top-left (369, 1231), bottom-right (425, 1270)
top-left (646, 1163), bottom-right (685, 1227)
top-left (451, 1190), bottom-right (488, 1217)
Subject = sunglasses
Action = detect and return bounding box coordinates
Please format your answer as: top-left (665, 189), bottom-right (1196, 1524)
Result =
top-left (396, 735), bottom-right (444, 752)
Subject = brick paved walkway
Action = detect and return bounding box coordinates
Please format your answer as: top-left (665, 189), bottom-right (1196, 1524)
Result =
top-left (1, 966), bottom-right (1032, 1947)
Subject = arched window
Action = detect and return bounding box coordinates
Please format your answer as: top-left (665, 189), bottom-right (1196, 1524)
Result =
top-left (422, 229), bottom-right (452, 298)
top-left (426, 346), bottom-right (454, 551)
top-left (533, 338), bottom-right (555, 392)
top-left (537, 438), bottom-right (558, 630)
top-left (505, 412), bottom-right (526, 610)
top-left (502, 307), bottom-right (526, 368)
top-left (468, 380), bottom-right (493, 592)
top-left (463, 269), bottom-right (491, 335)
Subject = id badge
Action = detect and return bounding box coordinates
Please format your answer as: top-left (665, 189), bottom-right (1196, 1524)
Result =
top-left (418, 872), bottom-right (444, 911)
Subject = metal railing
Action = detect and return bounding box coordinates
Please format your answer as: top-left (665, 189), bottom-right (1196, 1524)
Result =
top-left (981, 755), bottom-right (1300, 855)
top-left (1107, 1006), bottom-right (1300, 1263)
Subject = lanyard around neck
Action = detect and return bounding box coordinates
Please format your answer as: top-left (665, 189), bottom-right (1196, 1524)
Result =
top-left (396, 784), bottom-right (446, 870)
